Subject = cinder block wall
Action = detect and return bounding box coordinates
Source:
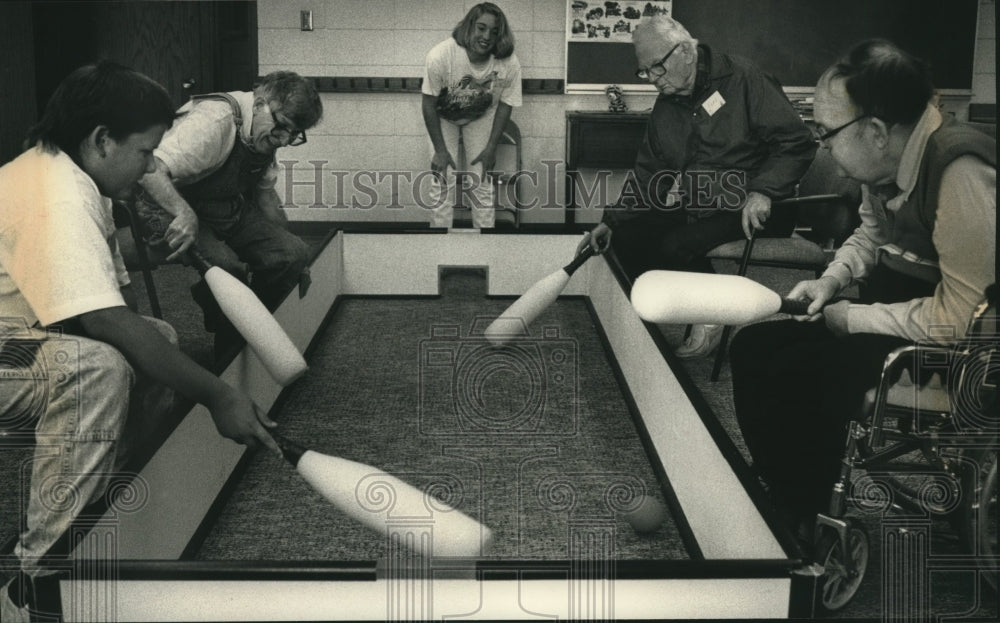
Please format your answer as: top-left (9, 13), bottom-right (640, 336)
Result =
top-left (259, 0), bottom-right (994, 224)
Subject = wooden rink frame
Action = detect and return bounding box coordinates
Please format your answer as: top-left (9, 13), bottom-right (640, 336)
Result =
top-left (56, 230), bottom-right (816, 621)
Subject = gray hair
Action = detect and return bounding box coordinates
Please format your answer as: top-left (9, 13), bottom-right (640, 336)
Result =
top-left (254, 71), bottom-right (323, 130)
top-left (635, 14), bottom-right (698, 49)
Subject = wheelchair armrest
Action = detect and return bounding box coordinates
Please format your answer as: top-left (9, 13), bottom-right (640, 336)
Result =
top-left (879, 343), bottom-right (953, 379)
top-left (868, 343), bottom-right (953, 445)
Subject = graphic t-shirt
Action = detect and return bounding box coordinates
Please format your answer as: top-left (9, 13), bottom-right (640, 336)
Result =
top-left (422, 37), bottom-right (522, 126)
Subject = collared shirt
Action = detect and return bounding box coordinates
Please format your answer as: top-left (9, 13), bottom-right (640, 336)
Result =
top-left (823, 104), bottom-right (996, 342)
top-left (154, 91), bottom-right (278, 190)
top-left (605, 45), bottom-right (816, 223)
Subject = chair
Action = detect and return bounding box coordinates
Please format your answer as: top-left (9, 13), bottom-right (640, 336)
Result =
top-left (453, 118), bottom-right (523, 228)
top-left (704, 148), bottom-right (863, 380)
top-left (810, 285), bottom-right (998, 611)
top-left (491, 118), bottom-right (524, 227)
top-left (113, 201), bottom-right (164, 318)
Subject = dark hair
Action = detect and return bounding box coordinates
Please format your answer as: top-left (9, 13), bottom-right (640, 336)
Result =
top-left (825, 39), bottom-right (935, 126)
top-left (255, 71), bottom-right (323, 130)
top-left (25, 60), bottom-right (176, 157)
top-left (452, 2), bottom-right (515, 60)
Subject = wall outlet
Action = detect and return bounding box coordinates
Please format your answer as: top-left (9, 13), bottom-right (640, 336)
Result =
top-left (300, 10), bottom-right (314, 31)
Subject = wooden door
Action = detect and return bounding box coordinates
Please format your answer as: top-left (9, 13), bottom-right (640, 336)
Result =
top-left (32, 1), bottom-right (257, 111)
top-left (0, 2), bottom-right (37, 164)
top-left (91, 1), bottom-right (218, 107)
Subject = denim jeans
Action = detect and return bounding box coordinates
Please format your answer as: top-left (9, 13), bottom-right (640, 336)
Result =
top-left (194, 205), bottom-right (311, 305)
top-left (0, 316), bottom-right (175, 578)
top-left (427, 115), bottom-right (497, 228)
top-left (135, 187), bottom-right (310, 311)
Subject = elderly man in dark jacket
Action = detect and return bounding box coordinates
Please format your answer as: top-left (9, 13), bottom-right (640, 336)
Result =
top-left (581, 15), bottom-right (816, 358)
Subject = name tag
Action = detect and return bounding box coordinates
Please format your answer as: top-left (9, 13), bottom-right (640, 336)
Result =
top-left (702, 91), bottom-right (726, 116)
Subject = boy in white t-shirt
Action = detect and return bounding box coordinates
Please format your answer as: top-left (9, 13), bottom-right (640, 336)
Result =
top-left (422, 2), bottom-right (522, 228)
top-left (0, 62), bottom-right (282, 622)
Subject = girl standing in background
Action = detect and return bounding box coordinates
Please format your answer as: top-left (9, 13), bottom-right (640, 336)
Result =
top-left (422, 2), bottom-right (522, 228)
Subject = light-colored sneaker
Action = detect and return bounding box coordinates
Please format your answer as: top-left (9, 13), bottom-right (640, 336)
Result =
top-left (1, 579), bottom-right (30, 623)
top-left (675, 324), bottom-right (724, 359)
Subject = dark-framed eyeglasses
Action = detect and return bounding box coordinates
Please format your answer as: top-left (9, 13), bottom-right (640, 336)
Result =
top-left (813, 115), bottom-right (868, 145)
top-left (635, 43), bottom-right (681, 80)
top-left (269, 110), bottom-right (307, 146)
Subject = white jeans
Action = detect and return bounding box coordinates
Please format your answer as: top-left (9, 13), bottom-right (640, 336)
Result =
top-left (0, 316), bottom-right (175, 578)
top-left (428, 112), bottom-right (496, 228)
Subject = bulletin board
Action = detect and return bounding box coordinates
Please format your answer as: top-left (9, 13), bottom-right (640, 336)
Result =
top-left (565, 0), bottom-right (670, 93)
top-left (564, 0), bottom-right (979, 95)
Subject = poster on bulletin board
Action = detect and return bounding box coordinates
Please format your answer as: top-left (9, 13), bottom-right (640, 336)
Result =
top-left (565, 0), bottom-right (671, 93)
top-left (568, 0), bottom-right (670, 42)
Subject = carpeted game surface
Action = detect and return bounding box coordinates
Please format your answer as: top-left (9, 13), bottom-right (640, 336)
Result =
top-left (192, 269), bottom-right (688, 562)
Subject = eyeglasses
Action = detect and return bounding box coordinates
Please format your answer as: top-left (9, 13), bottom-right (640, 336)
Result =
top-left (269, 109), bottom-right (307, 146)
top-left (813, 115), bottom-right (868, 145)
top-left (635, 43), bottom-right (681, 80)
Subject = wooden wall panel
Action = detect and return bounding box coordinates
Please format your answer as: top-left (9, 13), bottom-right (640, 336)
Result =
top-left (0, 2), bottom-right (37, 164)
top-left (92, 1), bottom-right (215, 107)
top-left (7, 2), bottom-right (255, 161)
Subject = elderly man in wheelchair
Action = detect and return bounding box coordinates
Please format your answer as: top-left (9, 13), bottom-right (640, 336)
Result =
top-left (730, 39), bottom-right (997, 613)
top-left (811, 285), bottom-right (997, 611)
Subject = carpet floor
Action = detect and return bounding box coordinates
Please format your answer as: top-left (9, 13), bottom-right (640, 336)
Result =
top-left (194, 269), bottom-right (686, 562)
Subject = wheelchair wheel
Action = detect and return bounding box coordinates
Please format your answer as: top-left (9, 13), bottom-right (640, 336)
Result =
top-left (960, 449), bottom-right (998, 592)
top-left (816, 518), bottom-right (870, 613)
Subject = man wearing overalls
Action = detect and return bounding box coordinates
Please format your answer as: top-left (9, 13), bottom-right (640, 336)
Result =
top-left (134, 71), bottom-right (323, 355)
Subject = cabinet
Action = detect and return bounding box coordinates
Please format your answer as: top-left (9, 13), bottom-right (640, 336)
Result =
top-left (564, 111), bottom-right (649, 224)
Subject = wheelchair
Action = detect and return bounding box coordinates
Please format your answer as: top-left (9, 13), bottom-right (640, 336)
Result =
top-left (812, 285), bottom-right (998, 612)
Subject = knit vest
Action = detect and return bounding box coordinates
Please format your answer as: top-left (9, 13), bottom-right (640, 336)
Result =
top-left (880, 118), bottom-right (996, 283)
